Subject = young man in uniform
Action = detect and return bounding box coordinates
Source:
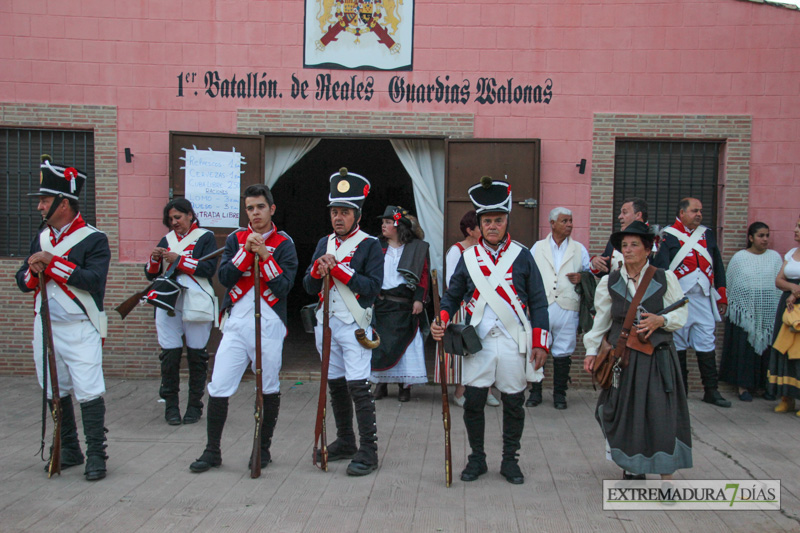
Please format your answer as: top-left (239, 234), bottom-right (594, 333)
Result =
top-left (303, 168), bottom-right (384, 476)
top-left (431, 176), bottom-right (550, 485)
top-left (190, 184), bottom-right (298, 473)
top-left (16, 156), bottom-right (111, 481)
top-left (653, 197), bottom-right (730, 407)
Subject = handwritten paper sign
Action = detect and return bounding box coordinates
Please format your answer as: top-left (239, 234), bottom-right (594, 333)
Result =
top-left (181, 148), bottom-right (244, 228)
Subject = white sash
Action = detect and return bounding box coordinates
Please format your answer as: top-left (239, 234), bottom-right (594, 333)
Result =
top-left (164, 227), bottom-right (209, 264)
top-left (39, 227), bottom-right (108, 338)
top-left (325, 230), bottom-right (371, 329)
top-left (464, 243), bottom-right (532, 356)
top-left (164, 228), bottom-right (217, 324)
top-left (664, 225), bottom-right (713, 271)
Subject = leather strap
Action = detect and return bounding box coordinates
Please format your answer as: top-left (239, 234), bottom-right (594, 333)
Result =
top-left (615, 265), bottom-right (656, 357)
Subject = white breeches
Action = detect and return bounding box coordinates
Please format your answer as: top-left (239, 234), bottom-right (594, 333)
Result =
top-left (33, 316), bottom-right (105, 402)
top-left (548, 303), bottom-right (578, 357)
top-left (462, 328), bottom-right (528, 394)
top-left (315, 316), bottom-right (373, 381)
top-left (673, 285), bottom-right (717, 352)
top-left (155, 307), bottom-right (212, 350)
top-left (206, 315), bottom-right (284, 397)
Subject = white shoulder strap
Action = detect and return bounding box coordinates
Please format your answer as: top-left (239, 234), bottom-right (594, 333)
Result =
top-left (165, 228), bottom-right (209, 255)
top-left (39, 226), bottom-right (95, 256)
top-left (324, 231), bottom-right (371, 329)
top-left (664, 225), bottom-right (713, 271)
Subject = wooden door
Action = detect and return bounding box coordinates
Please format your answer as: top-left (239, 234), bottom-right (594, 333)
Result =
top-left (169, 132), bottom-right (265, 353)
top-left (444, 139), bottom-right (541, 274)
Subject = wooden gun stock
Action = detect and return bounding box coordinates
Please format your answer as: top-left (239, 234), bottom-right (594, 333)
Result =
top-left (431, 270), bottom-right (452, 488)
top-left (313, 275), bottom-right (331, 471)
top-left (114, 246), bottom-right (225, 320)
top-left (38, 273), bottom-right (62, 478)
top-left (250, 254), bottom-right (263, 479)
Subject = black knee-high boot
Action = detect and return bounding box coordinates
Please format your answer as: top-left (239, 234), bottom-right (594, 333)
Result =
top-left (81, 397), bottom-right (108, 481)
top-left (183, 348), bottom-right (209, 424)
top-left (345, 380), bottom-right (378, 476)
top-left (249, 393), bottom-right (280, 469)
top-left (317, 377), bottom-right (357, 462)
top-left (159, 348), bottom-right (183, 425)
top-left (500, 391), bottom-right (526, 484)
top-left (552, 356), bottom-right (572, 409)
top-left (190, 396), bottom-right (228, 473)
top-left (461, 385), bottom-right (489, 482)
top-left (677, 349), bottom-right (689, 394)
top-left (45, 395), bottom-right (84, 472)
top-left (697, 350), bottom-right (731, 407)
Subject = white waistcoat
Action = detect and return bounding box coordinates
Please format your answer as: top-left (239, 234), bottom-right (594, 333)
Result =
top-left (532, 235), bottom-right (582, 312)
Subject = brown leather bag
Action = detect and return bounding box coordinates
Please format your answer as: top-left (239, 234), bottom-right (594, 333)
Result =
top-left (592, 266), bottom-right (656, 389)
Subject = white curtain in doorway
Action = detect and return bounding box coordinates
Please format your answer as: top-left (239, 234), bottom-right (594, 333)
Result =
top-left (390, 138), bottom-right (446, 290)
top-left (263, 137), bottom-right (321, 188)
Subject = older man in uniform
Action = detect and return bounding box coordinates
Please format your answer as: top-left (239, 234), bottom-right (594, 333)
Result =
top-left (304, 168), bottom-right (384, 476)
top-left (190, 184), bottom-right (298, 473)
top-left (529, 207), bottom-right (591, 409)
top-left (653, 197), bottom-right (730, 408)
top-left (431, 176), bottom-right (550, 485)
top-left (16, 156), bottom-right (111, 481)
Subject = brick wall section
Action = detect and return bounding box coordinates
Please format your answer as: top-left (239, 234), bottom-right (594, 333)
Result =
top-left (237, 109), bottom-right (475, 137)
top-left (0, 102), bottom-right (163, 379)
top-left (583, 113), bottom-right (751, 392)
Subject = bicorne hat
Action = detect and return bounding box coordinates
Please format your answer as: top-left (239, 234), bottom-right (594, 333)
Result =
top-left (328, 167), bottom-right (370, 210)
top-left (377, 205), bottom-right (412, 227)
top-left (29, 155), bottom-right (87, 200)
top-left (468, 176), bottom-right (512, 216)
top-left (610, 220), bottom-right (655, 251)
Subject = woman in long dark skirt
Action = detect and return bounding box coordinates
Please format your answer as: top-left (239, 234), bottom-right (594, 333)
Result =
top-left (719, 222), bottom-right (782, 401)
top-left (767, 217), bottom-right (800, 414)
top-left (583, 222), bottom-right (691, 480)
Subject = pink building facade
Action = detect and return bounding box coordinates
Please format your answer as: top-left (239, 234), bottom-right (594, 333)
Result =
top-left (1, 0), bottom-right (798, 380)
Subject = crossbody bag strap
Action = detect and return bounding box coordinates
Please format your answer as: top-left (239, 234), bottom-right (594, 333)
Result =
top-left (615, 265), bottom-right (656, 355)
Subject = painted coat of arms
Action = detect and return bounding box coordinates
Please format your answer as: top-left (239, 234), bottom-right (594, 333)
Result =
top-left (304, 0), bottom-right (414, 71)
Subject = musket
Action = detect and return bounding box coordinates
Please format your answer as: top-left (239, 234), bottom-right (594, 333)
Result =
top-left (250, 254), bottom-right (263, 479)
top-left (38, 272), bottom-right (62, 478)
top-left (313, 274), bottom-right (331, 471)
top-left (430, 270), bottom-right (452, 487)
top-left (115, 246), bottom-right (225, 319)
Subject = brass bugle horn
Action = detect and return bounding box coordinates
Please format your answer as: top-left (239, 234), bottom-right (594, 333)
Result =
top-left (355, 328), bottom-right (380, 349)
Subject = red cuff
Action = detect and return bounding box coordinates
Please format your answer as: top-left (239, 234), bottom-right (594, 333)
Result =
top-left (331, 263), bottom-right (354, 285)
top-left (532, 327), bottom-right (550, 352)
top-left (146, 257), bottom-right (161, 274)
top-left (232, 247), bottom-right (254, 273)
top-left (24, 268), bottom-right (39, 289)
top-left (45, 257), bottom-right (76, 285)
top-left (260, 255), bottom-right (283, 281)
top-left (717, 286), bottom-right (727, 305)
top-left (439, 310), bottom-right (450, 325)
top-left (176, 255), bottom-right (198, 274)
top-left (310, 259), bottom-right (323, 279)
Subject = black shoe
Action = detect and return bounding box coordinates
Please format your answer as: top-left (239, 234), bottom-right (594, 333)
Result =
top-left (373, 383), bottom-right (388, 400)
top-left (84, 455), bottom-right (106, 481)
top-left (525, 386), bottom-right (542, 407)
top-left (622, 470), bottom-right (646, 480)
top-left (248, 452), bottom-right (271, 470)
top-left (190, 450), bottom-right (222, 473)
top-left (763, 391), bottom-right (777, 401)
top-left (738, 390), bottom-right (753, 402)
top-left (165, 406), bottom-right (182, 426)
top-left (553, 393), bottom-right (567, 410)
top-left (398, 385), bottom-right (411, 403)
top-left (315, 438), bottom-right (358, 462)
top-left (703, 389), bottom-right (732, 408)
top-left (500, 460), bottom-right (524, 484)
top-left (460, 458), bottom-right (488, 482)
top-left (346, 449), bottom-right (378, 476)
top-left (182, 405), bottom-right (203, 425)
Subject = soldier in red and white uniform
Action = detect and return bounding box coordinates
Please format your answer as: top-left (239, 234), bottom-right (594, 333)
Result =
top-left (145, 198), bottom-right (218, 426)
top-left (190, 184), bottom-right (298, 473)
top-left (431, 176), bottom-right (550, 485)
top-left (16, 156), bottom-right (111, 481)
top-left (303, 168), bottom-right (384, 477)
top-left (653, 197), bottom-right (730, 407)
